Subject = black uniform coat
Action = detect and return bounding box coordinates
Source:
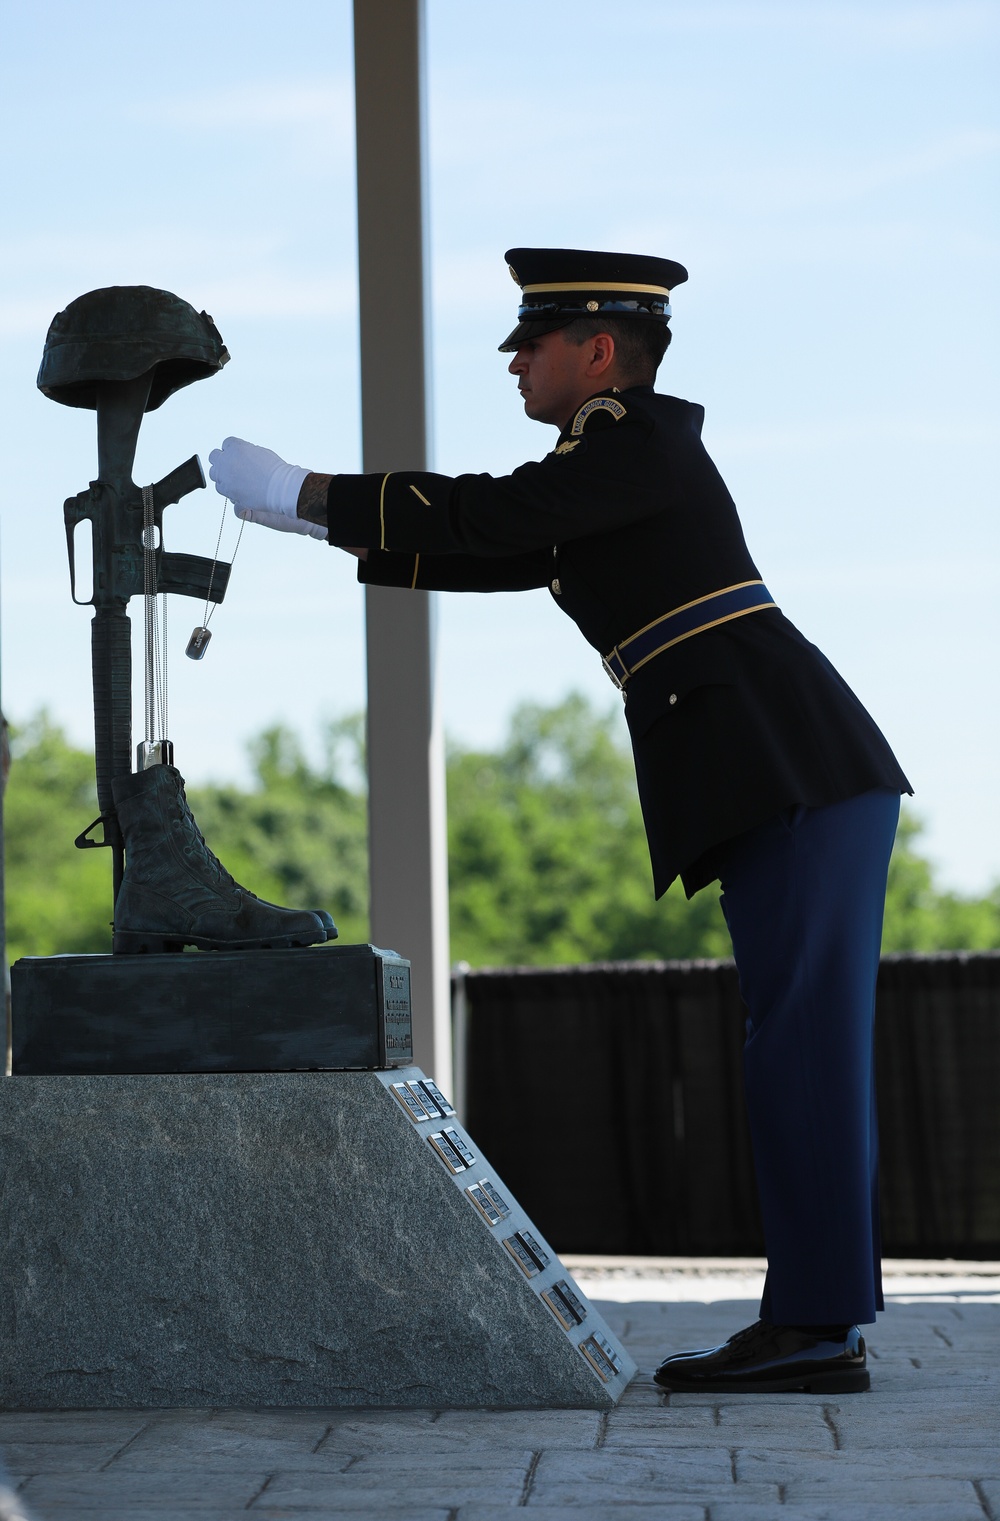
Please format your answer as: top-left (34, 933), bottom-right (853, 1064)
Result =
top-left (326, 385), bottom-right (910, 897)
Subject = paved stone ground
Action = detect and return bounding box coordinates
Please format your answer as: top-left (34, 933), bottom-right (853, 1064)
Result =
top-left (1, 1261), bottom-right (997, 1521)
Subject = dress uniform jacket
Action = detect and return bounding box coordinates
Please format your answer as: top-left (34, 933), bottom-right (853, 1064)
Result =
top-left (327, 385), bottom-right (910, 897)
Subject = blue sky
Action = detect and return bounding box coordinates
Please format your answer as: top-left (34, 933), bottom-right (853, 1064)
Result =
top-left (1, 0), bottom-right (997, 891)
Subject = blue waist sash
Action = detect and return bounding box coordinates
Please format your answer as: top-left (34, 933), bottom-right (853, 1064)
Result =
top-left (602, 579), bottom-right (776, 691)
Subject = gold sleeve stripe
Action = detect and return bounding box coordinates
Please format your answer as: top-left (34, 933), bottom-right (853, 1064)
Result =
top-left (409, 485), bottom-right (431, 505)
top-left (521, 279), bottom-right (671, 297)
top-left (410, 554), bottom-right (420, 589)
top-left (379, 472), bottom-right (392, 550)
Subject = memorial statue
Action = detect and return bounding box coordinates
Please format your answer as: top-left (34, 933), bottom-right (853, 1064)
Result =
top-left (37, 286), bottom-right (333, 953)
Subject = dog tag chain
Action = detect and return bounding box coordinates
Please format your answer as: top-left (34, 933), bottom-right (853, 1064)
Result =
top-left (138, 483), bottom-right (172, 769)
top-left (186, 496), bottom-right (245, 660)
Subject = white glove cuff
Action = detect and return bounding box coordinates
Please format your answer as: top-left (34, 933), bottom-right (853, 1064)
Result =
top-left (235, 504), bottom-right (327, 540)
top-left (265, 462), bottom-right (311, 517)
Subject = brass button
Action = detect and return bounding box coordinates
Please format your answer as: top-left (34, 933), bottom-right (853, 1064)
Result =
top-left (668, 693), bottom-right (677, 705)
top-left (551, 578), bottom-right (562, 596)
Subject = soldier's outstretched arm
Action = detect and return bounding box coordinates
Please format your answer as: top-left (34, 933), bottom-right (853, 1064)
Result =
top-left (208, 438), bottom-right (366, 556)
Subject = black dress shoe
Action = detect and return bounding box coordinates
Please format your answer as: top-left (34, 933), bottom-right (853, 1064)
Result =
top-left (653, 1320), bottom-right (869, 1394)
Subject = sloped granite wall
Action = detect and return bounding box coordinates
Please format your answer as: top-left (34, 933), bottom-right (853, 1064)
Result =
top-left (0, 1070), bottom-right (633, 1409)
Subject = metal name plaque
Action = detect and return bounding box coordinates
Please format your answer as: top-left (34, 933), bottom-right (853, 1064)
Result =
top-left (428, 1129), bottom-right (476, 1175)
top-left (389, 1082), bottom-right (430, 1123)
top-left (542, 1280), bottom-right (588, 1331)
top-left (502, 1230), bottom-right (550, 1278)
top-left (420, 1078), bottom-right (455, 1117)
top-left (378, 956), bottom-right (413, 1065)
top-left (465, 1179), bottom-right (512, 1227)
top-left (580, 1333), bottom-right (623, 1382)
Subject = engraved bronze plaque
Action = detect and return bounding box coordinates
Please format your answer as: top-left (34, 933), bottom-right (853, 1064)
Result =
top-left (418, 1078), bottom-right (455, 1117)
top-left (542, 1280), bottom-right (588, 1330)
top-left (379, 958), bottom-right (413, 1065)
top-left (502, 1229), bottom-right (550, 1278)
top-left (465, 1178), bottom-right (512, 1226)
top-left (580, 1332), bottom-right (623, 1382)
top-left (390, 1081), bottom-right (430, 1123)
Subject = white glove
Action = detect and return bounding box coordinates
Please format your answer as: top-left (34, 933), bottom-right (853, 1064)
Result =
top-left (208, 437), bottom-right (310, 521)
top-left (233, 504), bottom-right (327, 540)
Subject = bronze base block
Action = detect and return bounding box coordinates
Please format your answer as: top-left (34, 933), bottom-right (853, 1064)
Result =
top-left (9, 944), bottom-right (412, 1074)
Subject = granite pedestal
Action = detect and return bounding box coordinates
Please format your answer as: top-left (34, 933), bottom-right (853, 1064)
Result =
top-left (0, 1069), bottom-right (634, 1409)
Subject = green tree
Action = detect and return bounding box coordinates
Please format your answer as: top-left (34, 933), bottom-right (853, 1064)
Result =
top-left (4, 713), bottom-right (114, 961)
top-left (4, 702), bottom-right (1000, 968)
top-left (188, 717), bottom-right (370, 945)
top-left (446, 693), bottom-right (732, 965)
top-left (445, 693), bottom-right (1000, 966)
top-left (882, 810), bottom-right (1000, 952)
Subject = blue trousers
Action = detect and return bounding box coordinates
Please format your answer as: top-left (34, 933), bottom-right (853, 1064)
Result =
top-left (717, 789), bottom-right (900, 1326)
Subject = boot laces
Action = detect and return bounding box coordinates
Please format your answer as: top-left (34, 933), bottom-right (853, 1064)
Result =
top-left (177, 784), bottom-right (240, 890)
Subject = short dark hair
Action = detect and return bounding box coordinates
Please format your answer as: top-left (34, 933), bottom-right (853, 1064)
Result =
top-left (562, 316), bottom-right (671, 384)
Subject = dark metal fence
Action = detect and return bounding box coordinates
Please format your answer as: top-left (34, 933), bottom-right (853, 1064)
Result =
top-left (458, 952), bottom-right (1000, 1259)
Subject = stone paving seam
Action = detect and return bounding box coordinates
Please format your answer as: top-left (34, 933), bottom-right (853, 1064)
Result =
top-left (520, 1449), bottom-right (542, 1504)
top-left (98, 1415), bottom-right (156, 1471)
top-left (975, 1478), bottom-right (999, 1521)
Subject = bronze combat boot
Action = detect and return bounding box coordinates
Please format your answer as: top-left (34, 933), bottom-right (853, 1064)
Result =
top-left (111, 763), bottom-right (334, 953)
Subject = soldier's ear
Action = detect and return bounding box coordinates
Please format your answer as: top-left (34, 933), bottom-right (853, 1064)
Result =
top-left (585, 331), bottom-right (616, 377)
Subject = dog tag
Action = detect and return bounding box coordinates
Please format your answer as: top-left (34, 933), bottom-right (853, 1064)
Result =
top-left (186, 626), bottom-right (212, 660)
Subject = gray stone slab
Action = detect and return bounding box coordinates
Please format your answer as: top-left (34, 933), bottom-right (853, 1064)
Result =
top-left (23, 1510), bottom-right (451, 1521)
top-left (302, 1409), bottom-right (604, 1455)
top-left (20, 1471), bottom-right (269, 1508)
top-left (736, 1452), bottom-right (991, 1500)
top-left (829, 1408), bottom-right (1000, 1450)
top-left (601, 1406), bottom-right (719, 1439)
top-left (527, 1447), bottom-right (736, 1502)
top-left (0, 1412), bottom-right (150, 1443)
top-left (1, 1439), bottom-right (133, 1472)
top-left (708, 1507), bottom-right (988, 1521)
top-left (260, 1467), bottom-right (530, 1507)
top-left (737, 1450), bottom-right (1000, 1484)
top-left (459, 1508), bottom-right (707, 1520)
top-left (0, 1071), bottom-right (632, 1409)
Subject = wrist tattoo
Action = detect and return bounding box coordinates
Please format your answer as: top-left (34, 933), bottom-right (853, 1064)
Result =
top-left (297, 473), bottom-right (332, 526)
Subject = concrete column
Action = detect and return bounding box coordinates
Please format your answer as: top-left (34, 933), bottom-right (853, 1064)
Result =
top-left (353, 0), bottom-right (451, 1091)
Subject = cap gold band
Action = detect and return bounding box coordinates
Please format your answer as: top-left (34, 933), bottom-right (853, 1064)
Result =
top-left (520, 279), bottom-right (672, 297)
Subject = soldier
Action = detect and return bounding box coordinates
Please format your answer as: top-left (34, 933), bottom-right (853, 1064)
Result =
top-left (209, 247), bottom-right (911, 1394)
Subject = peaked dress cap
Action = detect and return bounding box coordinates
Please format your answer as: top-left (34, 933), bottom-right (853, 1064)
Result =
top-left (499, 247), bottom-right (688, 352)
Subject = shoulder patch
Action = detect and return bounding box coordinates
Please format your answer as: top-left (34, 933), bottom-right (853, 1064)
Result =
top-left (553, 438), bottom-right (581, 456)
top-left (569, 395), bottom-right (628, 436)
